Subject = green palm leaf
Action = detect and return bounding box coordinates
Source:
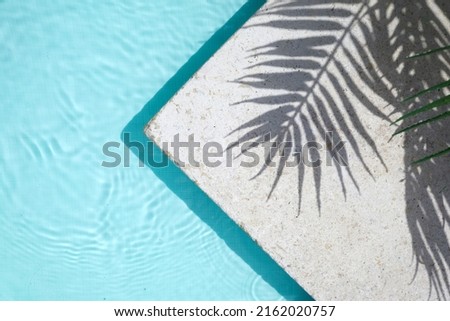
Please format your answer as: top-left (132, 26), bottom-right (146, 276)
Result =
top-left (394, 95), bottom-right (450, 124)
top-left (407, 45), bottom-right (450, 59)
top-left (402, 79), bottom-right (450, 102)
top-left (396, 44), bottom-right (450, 163)
top-left (393, 111), bottom-right (450, 136)
top-left (412, 147), bottom-right (450, 164)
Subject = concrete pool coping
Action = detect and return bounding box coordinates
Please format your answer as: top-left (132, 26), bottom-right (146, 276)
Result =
top-left (146, 0), bottom-right (450, 300)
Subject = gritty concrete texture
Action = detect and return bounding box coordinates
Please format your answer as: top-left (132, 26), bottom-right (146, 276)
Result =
top-left (146, 0), bottom-right (450, 300)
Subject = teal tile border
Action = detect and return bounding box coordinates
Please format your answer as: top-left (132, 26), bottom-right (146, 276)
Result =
top-left (121, 0), bottom-right (313, 300)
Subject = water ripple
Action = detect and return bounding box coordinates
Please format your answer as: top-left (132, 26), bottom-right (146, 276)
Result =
top-left (0, 0), bottom-right (299, 300)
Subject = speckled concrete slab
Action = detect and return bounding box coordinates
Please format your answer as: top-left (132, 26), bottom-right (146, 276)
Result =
top-left (146, 0), bottom-right (450, 300)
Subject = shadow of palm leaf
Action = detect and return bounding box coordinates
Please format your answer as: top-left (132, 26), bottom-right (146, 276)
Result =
top-left (367, 0), bottom-right (450, 300)
top-left (230, 0), bottom-right (388, 214)
top-left (229, 0), bottom-right (450, 298)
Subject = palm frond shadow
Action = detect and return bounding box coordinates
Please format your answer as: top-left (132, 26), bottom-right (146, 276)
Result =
top-left (229, 0), bottom-right (450, 299)
top-left (231, 0), bottom-right (388, 214)
top-left (366, 0), bottom-right (450, 299)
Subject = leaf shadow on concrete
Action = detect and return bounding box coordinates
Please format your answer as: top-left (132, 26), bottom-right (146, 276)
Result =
top-left (230, 0), bottom-right (450, 299)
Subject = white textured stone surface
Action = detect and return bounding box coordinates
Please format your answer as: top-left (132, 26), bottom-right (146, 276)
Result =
top-left (146, 0), bottom-right (450, 300)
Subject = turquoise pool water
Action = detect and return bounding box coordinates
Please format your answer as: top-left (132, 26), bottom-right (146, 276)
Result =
top-left (0, 0), bottom-right (311, 300)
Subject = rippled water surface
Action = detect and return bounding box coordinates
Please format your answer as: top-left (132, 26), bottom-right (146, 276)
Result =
top-left (0, 0), bottom-right (311, 300)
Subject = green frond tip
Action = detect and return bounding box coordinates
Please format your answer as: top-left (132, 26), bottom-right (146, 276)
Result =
top-left (394, 94), bottom-right (450, 124)
top-left (407, 45), bottom-right (450, 59)
top-left (412, 147), bottom-right (450, 165)
top-left (393, 111), bottom-right (450, 136)
top-left (402, 79), bottom-right (450, 102)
